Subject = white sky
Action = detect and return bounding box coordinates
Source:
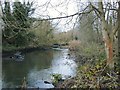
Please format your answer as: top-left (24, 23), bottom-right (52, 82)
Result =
top-left (1, 0), bottom-right (119, 32)
top-left (1, 0), bottom-right (80, 32)
top-left (33, 0), bottom-right (78, 32)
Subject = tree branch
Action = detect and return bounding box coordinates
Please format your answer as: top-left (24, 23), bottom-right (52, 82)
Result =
top-left (103, 8), bottom-right (117, 11)
top-left (37, 9), bottom-right (93, 21)
top-left (90, 3), bottom-right (101, 14)
top-left (32, 9), bottom-right (93, 29)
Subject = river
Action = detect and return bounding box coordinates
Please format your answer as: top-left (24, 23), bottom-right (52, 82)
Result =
top-left (2, 48), bottom-right (77, 88)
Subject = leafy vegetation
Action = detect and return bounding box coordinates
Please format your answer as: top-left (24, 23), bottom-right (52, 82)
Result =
top-left (2, 1), bottom-right (54, 51)
top-left (51, 74), bottom-right (62, 86)
top-left (71, 60), bottom-right (119, 88)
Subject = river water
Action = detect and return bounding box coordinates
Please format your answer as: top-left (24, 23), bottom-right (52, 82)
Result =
top-left (2, 48), bottom-right (77, 88)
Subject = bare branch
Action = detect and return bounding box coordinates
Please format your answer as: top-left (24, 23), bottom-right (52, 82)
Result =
top-left (103, 8), bottom-right (117, 11)
top-left (37, 9), bottom-right (93, 21)
top-left (90, 3), bottom-right (101, 14)
top-left (32, 8), bottom-right (93, 30)
top-left (93, 9), bottom-right (101, 18)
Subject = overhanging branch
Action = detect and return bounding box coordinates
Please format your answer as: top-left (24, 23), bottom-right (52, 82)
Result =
top-left (37, 9), bottom-right (93, 21)
top-left (32, 9), bottom-right (93, 29)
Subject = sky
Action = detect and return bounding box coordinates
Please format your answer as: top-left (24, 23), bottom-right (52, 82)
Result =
top-left (31, 0), bottom-right (118, 32)
top-left (1, 0), bottom-right (118, 32)
top-left (32, 0), bottom-right (79, 32)
top-left (1, 0), bottom-right (80, 32)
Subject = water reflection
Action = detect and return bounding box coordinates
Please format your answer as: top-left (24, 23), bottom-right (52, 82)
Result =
top-left (2, 49), bottom-right (77, 88)
top-left (51, 49), bottom-right (77, 78)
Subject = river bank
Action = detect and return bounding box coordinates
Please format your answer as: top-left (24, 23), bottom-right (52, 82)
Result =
top-left (2, 45), bottom-right (52, 58)
top-left (55, 52), bottom-right (91, 88)
top-left (55, 50), bottom-right (120, 89)
top-left (2, 44), bottom-right (69, 57)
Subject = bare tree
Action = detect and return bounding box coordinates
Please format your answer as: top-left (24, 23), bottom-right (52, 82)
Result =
top-left (89, 0), bottom-right (119, 70)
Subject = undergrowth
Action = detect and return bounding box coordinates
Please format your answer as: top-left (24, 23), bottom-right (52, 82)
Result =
top-left (67, 42), bottom-right (120, 88)
top-left (71, 60), bottom-right (120, 88)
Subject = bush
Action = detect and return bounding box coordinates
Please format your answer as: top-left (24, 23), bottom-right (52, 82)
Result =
top-left (69, 40), bottom-right (80, 51)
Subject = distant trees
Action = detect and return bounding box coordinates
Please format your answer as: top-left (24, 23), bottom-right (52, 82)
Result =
top-left (54, 30), bottom-right (78, 44)
top-left (31, 20), bottom-right (54, 46)
top-left (77, 5), bottom-right (98, 44)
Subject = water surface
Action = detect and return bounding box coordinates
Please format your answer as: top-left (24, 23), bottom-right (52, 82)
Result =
top-left (2, 48), bottom-right (77, 88)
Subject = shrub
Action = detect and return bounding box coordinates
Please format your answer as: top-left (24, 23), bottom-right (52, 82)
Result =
top-left (69, 40), bottom-right (80, 51)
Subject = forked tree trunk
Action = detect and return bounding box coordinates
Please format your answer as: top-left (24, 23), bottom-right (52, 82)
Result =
top-left (98, 1), bottom-right (114, 69)
top-left (101, 19), bottom-right (114, 69)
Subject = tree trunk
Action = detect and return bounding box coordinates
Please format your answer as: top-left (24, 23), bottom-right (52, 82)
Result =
top-left (98, 1), bottom-right (114, 69)
top-left (102, 20), bottom-right (114, 69)
top-left (0, 1), bottom-right (3, 90)
top-left (118, 1), bottom-right (120, 71)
